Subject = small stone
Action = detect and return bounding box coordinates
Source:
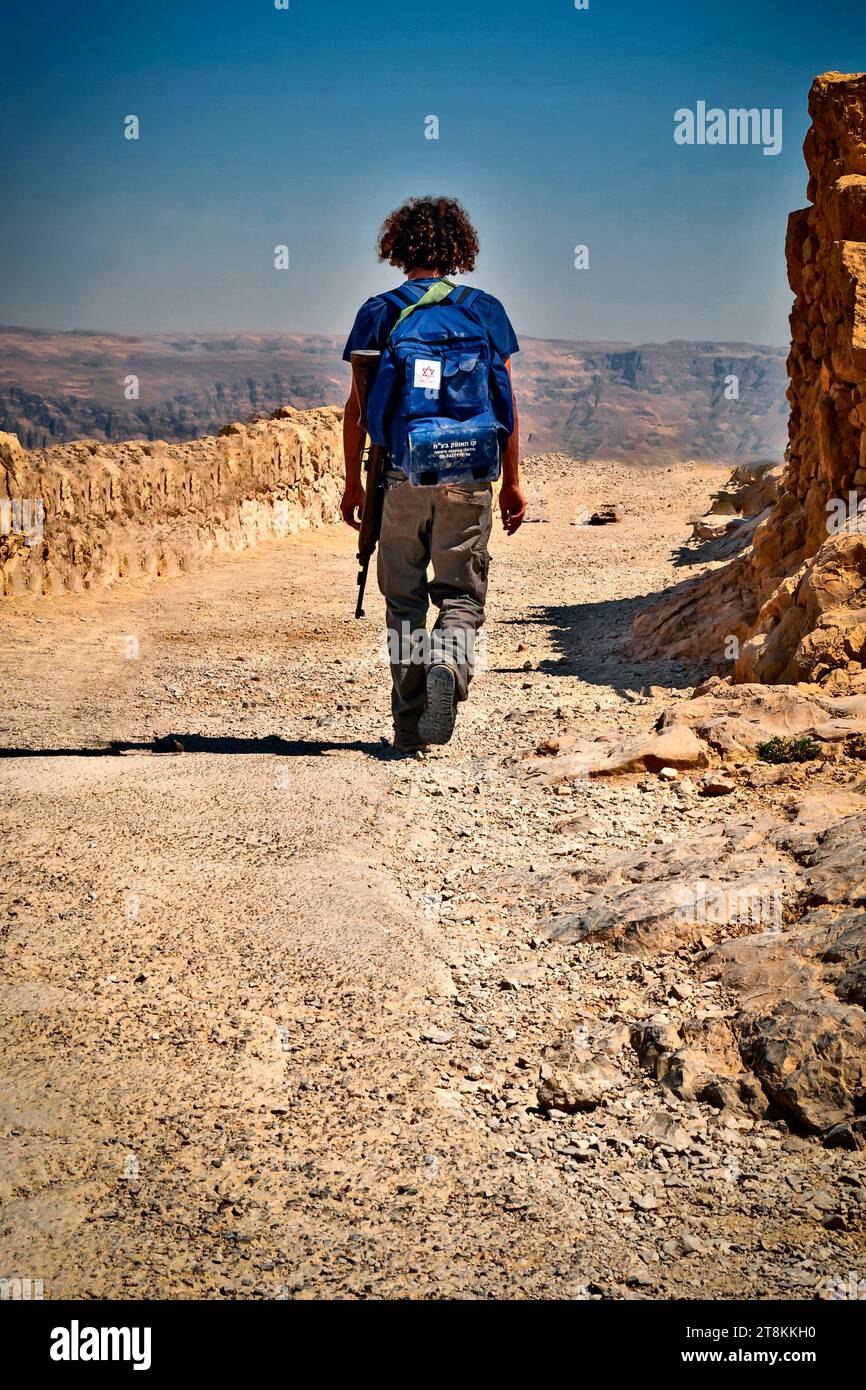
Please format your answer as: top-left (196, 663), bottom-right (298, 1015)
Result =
top-left (588, 504), bottom-right (620, 525)
top-left (641, 1110), bottom-right (694, 1152)
top-left (809, 1190), bottom-right (836, 1212)
top-left (824, 1123), bottom-right (864, 1151)
top-left (633, 1192), bottom-right (659, 1211)
top-left (499, 963), bottom-right (541, 990)
top-left (669, 981), bottom-right (693, 1001)
top-left (700, 773), bottom-right (736, 796)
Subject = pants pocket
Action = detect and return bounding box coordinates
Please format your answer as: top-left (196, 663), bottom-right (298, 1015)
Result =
top-left (442, 484), bottom-right (490, 504)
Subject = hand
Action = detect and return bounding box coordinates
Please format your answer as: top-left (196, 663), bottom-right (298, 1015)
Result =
top-left (340, 481), bottom-right (365, 530)
top-left (499, 482), bottom-right (526, 535)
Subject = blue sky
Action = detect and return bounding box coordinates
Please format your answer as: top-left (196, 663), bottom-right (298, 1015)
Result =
top-left (1, 0), bottom-right (862, 343)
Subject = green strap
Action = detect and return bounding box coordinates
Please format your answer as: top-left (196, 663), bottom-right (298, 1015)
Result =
top-left (390, 278), bottom-right (456, 335)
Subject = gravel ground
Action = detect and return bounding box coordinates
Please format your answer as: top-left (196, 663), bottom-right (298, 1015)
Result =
top-left (1, 455), bottom-right (863, 1300)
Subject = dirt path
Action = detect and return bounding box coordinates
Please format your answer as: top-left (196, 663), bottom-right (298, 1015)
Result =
top-left (1, 456), bottom-right (862, 1300)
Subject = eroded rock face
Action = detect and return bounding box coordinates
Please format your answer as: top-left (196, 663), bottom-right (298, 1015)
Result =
top-left (0, 406), bottom-right (344, 597)
top-left (713, 896), bottom-right (866, 1134)
top-left (633, 1015), bottom-right (751, 1106)
top-left (527, 677), bottom-right (866, 780)
top-left (658, 677), bottom-right (866, 754)
top-left (543, 812), bottom-right (797, 953)
top-left (538, 782), bottom-right (866, 1134)
top-left (634, 72), bottom-right (866, 691)
top-left (526, 722), bottom-right (708, 783)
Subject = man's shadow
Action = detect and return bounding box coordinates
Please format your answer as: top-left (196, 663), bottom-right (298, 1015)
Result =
top-left (0, 733), bottom-right (401, 760)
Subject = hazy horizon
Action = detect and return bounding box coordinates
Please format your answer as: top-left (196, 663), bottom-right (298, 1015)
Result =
top-left (0, 321), bottom-right (790, 353)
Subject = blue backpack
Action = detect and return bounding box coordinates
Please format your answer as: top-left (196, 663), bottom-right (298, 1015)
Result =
top-left (366, 279), bottom-right (514, 486)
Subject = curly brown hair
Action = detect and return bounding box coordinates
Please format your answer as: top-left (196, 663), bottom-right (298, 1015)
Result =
top-left (377, 196), bottom-right (479, 275)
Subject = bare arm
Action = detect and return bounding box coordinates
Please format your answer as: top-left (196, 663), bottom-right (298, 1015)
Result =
top-left (499, 358), bottom-right (525, 534)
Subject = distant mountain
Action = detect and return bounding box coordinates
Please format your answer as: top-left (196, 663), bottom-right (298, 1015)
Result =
top-left (0, 325), bottom-right (788, 464)
top-left (516, 337), bottom-right (788, 464)
top-left (0, 326), bottom-right (347, 451)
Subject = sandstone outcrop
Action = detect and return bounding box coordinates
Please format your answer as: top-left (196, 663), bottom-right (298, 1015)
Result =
top-left (526, 722), bottom-right (708, 783)
top-left (659, 677), bottom-right (866, 754)
top-left (539, 790), bottom-right (866, 1134)
top-left (527, 677), bottom-right (866, 783)
top-left (0, 406), bottom-right (343, 597)
top-left (634, 72), bottom-right (866, 691)
top-left (527, 665), bottom-right (866, 1136)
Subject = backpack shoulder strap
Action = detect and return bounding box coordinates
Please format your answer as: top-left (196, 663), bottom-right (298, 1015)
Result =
top-left (452, 285), bottom-right (486, 323)
top-left (389, 278), bottom-right (457, 336)
top-left (381, 286), bottom-right (415, 311)
top-left (377, 286), bottom-right (416, 338)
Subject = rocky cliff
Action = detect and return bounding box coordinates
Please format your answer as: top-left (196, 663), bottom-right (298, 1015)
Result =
top-left (634, 71), bottom-right (866, 692)
top-left (0, 405), bottom-right (343, 597)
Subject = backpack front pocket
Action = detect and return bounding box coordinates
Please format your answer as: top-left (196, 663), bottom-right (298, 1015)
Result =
top-left (405, 413), bottom-right (500, 486)
top-left (403, 353), bottom-right (444, 420)
top-left (442, 352), bottom-right (487, 419)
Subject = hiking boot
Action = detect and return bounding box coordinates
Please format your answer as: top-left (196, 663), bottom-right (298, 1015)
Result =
top-left (392, 728), bottom-right (429, 754)
top-left (417, 664), bottom-right (457, 746)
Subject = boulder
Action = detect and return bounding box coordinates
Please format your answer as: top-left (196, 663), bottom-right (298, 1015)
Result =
top-left (527, 723), bottom-right (707, 783)
top-left (538, 1045), bottom-right (628, 1112)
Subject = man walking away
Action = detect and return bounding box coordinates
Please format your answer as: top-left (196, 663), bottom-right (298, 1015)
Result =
top-left (341, 196), bottom-right (524, 752)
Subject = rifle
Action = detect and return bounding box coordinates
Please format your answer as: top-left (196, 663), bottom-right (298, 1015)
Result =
top-left (350, 349), bottom-right (388, 619)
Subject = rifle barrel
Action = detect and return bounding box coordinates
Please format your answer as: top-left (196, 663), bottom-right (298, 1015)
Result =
top-left (355, 554), bottom-right (371, 619)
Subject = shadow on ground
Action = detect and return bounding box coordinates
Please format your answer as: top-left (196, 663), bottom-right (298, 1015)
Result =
top-left (670, 525), bottom-right (752, 569)
top-left (497, 586), bottom-right (709, 693)
top-left (0, 733), bottom-right (402, 760)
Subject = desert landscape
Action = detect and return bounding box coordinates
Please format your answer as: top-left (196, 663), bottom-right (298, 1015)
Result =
top-left (0, 324), bottom-right (787, 467)
top-left (1, 71), bottom-right (865, 1303)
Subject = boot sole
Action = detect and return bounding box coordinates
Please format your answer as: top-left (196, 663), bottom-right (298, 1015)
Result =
top-left (417, 665), bottom-right (457, 746)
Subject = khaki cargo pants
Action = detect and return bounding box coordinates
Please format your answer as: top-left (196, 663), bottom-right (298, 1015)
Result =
top-left (376, 477), bottom-right (493, 739)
